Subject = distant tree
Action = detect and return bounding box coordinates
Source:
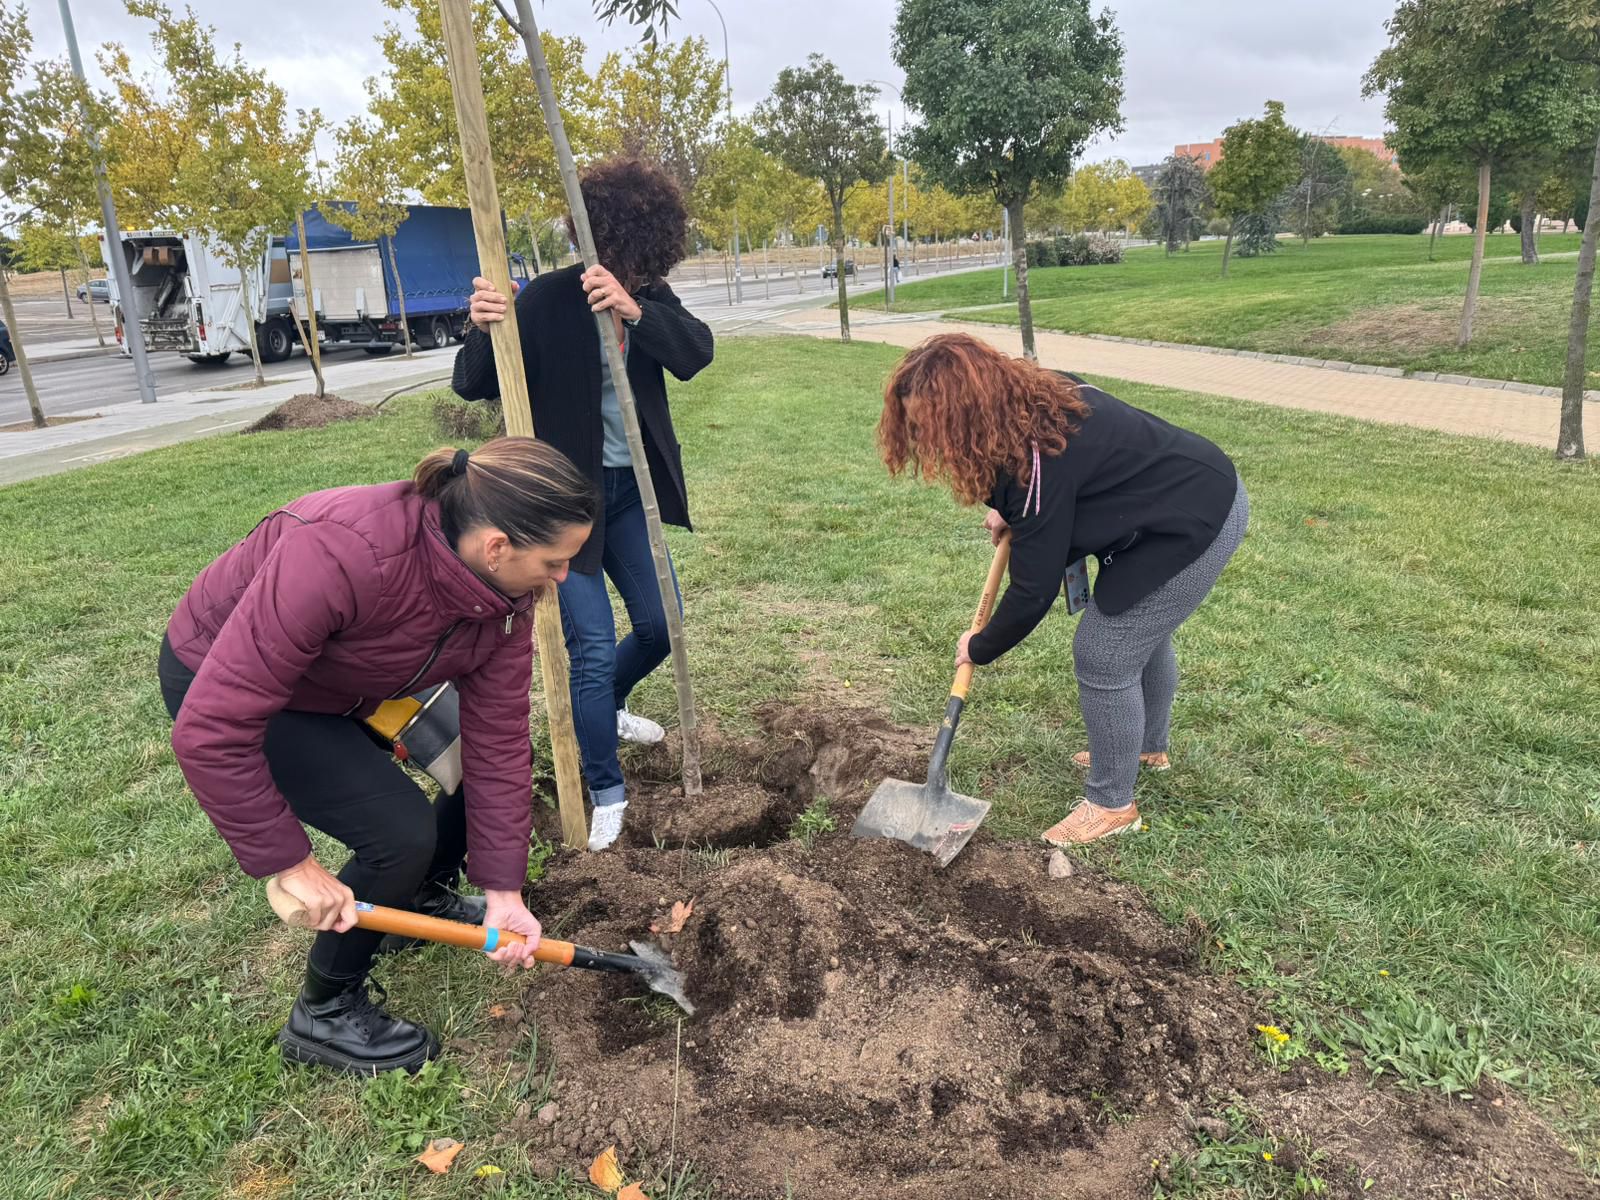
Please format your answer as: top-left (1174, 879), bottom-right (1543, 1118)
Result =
top-left (1233, 192), bottom-right (1291, 257)
top-left (1287, 135), bottom-right (1352, 244)
top-left (121, 1), bottom-right (321, 387)
top-left (1152, 153), bottom-right (1210, 254)
top-left (754, 55), bottom-right (887, 342)
top-left (1059, 160), bottom-right (1151, 234)
top-left (1402, 159), bottom-right (1468, 258)
top-left (895, 0), bottom-right (1125, 358)
top-left (1207, 101), bottom-right (1300, 275)
top-left (593, 37), bottom-right (726, 199)
top-left (1365, 0), bottom-right (1592, 349)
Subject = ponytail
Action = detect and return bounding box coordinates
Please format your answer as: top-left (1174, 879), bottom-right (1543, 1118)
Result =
top-left (415, 436), bottom-right (596, 548)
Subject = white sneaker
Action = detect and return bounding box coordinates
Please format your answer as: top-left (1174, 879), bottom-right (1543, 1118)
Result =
top-left (588, 801), bottom-right (628, 852)
top-left (616, 707), bottom-right (665, 746)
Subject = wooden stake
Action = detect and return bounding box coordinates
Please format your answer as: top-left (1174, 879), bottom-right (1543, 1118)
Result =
top-left (293, 211), bottom-right (325, 399)
top-left (439, 0), bottom-right (589, 849)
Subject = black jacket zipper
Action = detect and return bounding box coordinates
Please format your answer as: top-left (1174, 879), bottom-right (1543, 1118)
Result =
top-left (1101, 530), bottom-right (1140, 567)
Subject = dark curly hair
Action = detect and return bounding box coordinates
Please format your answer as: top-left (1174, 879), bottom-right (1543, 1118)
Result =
top-left (566, 156), bottom-right (688, 291)
top-left (880, 333), bottom-right (1092, 506)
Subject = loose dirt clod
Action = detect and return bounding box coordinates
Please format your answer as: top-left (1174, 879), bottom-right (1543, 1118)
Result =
top-left (246, 393), bottom-right (372, 432)
top-left (513, 704), bottom-right (1590, 1200)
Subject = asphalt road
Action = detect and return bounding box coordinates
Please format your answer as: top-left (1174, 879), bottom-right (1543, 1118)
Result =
top-left (2, 250), bottom-right (996, 427)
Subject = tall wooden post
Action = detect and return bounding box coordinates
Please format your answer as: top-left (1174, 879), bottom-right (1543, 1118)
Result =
top-left (439, 1), bottom-right (589, 848)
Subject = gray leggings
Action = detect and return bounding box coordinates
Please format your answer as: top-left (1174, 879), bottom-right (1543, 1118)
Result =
top-left (1073, 478), bottom-right (1249, 810)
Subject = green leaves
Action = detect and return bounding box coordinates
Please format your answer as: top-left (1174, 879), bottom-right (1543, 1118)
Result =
top-left (1209, 101), bottom-right (1300, 222)
top-left (893, 0), bottom-right (1125, 206)
top-left (753, 54), bottom-right (889, 212)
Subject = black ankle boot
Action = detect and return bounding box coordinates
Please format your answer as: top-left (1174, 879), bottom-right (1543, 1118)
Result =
top-left (278, 968), bottom-right (438, 1075)
top-left (377, 881), bottom-right (488, 957)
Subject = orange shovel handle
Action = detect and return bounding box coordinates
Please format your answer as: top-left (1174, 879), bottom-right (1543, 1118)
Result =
top-left (265, 877), bottom-right (576, 964)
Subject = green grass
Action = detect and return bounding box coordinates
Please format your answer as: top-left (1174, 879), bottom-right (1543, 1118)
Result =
top-left (2, 335), bottom-right (1599, 1196)
top-left (871, 232), bottom-right (1596, 387)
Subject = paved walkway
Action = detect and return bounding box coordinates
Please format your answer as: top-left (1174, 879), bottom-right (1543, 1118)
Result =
top-left (772, 309), bottom-right (1594, 450)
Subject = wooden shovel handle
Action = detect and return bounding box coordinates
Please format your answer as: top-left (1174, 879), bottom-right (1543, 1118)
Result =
top-left (265, 877), bottom-right (577, 964)
top-left (952, 534), bottom-right (1012, 701)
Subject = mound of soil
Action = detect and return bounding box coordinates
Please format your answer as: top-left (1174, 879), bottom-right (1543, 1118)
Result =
top-left (246, 393), bottom-right (372, 432)
top-left (500, 705), bottom-right (1590, 1200)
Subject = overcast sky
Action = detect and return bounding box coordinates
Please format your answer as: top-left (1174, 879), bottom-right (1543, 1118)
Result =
top-left (25, 0), bottom-right (1399, 167)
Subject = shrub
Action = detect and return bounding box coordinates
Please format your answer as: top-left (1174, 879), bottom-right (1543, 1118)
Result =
top-left (1335, 215), bottom-right (1429, 235)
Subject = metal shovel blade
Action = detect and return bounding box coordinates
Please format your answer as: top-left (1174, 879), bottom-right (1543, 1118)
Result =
top-left (627, 939), bottom-right (696, 1016)
top-left (851, 776), bottom-right (992, 868)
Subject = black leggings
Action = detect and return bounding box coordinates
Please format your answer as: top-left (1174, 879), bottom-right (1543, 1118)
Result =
top-left (159, 637), bottom-right (467, 980)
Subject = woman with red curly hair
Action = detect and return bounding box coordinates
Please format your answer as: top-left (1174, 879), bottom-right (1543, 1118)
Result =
top-left (454, 157), bottom-right (713, 852)
top-left (881, 333), bottom-right (1248, 845)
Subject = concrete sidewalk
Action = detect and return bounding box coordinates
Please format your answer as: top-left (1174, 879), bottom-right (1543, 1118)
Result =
top-left (0, 358), bottom-right (453, 487)
top-left (772, 310), bottom-right (1594, 450)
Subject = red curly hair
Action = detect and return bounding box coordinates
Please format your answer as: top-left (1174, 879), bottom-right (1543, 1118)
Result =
top-left (879, 334), bottom-right (1091, 505)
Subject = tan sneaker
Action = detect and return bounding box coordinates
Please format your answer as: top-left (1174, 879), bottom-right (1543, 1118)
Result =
top-left (1041, 799), bottom-right (1142, 846)
top-left (1071, 750), bottom-right (1170, 772)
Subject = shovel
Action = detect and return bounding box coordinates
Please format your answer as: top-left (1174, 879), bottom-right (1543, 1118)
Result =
top-left (852, 533), bottom-right (1011, 867)
top-left (266, 878), bottom-right (694, 1015)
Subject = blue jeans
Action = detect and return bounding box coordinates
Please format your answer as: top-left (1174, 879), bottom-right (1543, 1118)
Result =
top-left (557, 468), bottom-right (680, 807)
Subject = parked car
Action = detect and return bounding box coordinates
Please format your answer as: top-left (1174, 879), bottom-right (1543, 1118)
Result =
top-left (76, 278), bottom-right (110, 303)
top-left (821, 259), bottom-right (856, 280)
top-left (0, 316), bottom-right (13, 376)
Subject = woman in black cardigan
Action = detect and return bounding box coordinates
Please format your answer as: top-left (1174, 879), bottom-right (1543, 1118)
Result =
top-left (452, 157), bottom-right (713, 851)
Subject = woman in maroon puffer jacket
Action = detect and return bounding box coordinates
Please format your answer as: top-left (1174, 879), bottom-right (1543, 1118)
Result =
top-left (160, 437), bottom-right (595, 1075)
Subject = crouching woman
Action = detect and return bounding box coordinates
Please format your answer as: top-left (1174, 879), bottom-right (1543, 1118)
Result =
top-left (160, 438), bottom-right (595, 1074)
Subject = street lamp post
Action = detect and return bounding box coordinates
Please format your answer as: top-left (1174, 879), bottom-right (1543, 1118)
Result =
top-left (705, 0), bottom-right (741, 304)
top-left (865, 79), bottom-right (906, 305)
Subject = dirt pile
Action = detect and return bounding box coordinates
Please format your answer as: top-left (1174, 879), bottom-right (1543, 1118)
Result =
top-left (246, 393), bottom-right (372, 432)
top-left (499, 705), bottom-right (1591, 1200)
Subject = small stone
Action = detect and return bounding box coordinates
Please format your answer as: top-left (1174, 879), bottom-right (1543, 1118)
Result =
top-left (828, 956), bottom-right (840, 969)
top-left (537, 1102), bottom-right (559, 1125)
top-left (1194, 1117), bottom-right (1229, 1141)
top-left (744, 916), bottom-right (757, 929)
top-left (611, 1118), bottom-right (628, 1139)
top-left (1047, 850), bottom-right (1074, 879)
top-left (515, 1101), bottom-right (532, 1122)
top-left (658, 895), bottom-right (668, 906)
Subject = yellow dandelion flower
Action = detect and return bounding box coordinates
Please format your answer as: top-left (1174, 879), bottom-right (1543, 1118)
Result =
top-left (1263, 1152), bottom-right (1274, 1162)
top-left (1378, 969), bottom-right (1390, 977)
top-left (1255, 1024), bottom-right (1291, 1044)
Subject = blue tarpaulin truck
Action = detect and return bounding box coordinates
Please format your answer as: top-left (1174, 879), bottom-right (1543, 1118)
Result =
top-left (286, 203), bottom-right (528, 355)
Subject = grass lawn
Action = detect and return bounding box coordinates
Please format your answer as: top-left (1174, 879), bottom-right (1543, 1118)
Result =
top-left (2, 334), bottom-right (1598, 1197)
top-left (870, 232), bottom-right (1597, 387)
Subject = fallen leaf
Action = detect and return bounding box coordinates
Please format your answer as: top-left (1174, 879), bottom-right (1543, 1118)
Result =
top-left (649, 898), bottom-right (694, 935)
top-left (618, 1185), bottom-right (651, 1200)
top-left (474, 1164), bottom-right (504, 1179)
top-left (416, 1138), bottom-right (464, 1174)
top-left (488, 1004), bottom-right (509, 1019)
top-left (588, 1145), bottom-right (624, 1192)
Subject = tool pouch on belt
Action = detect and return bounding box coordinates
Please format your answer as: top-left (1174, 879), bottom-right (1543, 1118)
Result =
top-left (364, 682), bottom-right (463, 794)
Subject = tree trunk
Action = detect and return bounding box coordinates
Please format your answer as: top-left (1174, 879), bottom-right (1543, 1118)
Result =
top-left (294, 212), bottom-right (325, 399)
top-left (1460, 162), bottom-right (1492, 347)
top-left (506, 0), bottom-right (703, 797)
top-left (1519, 190), bottom-right (1539, 264)
top-left (1221, 228), bottom-right (1235, 277)
top-left (0, 267), bottom-right (49, 429)
top-left (1557, 123), bottom-right (1600, 461)
top-left (1007, 194), bottom-right (1036, 360)
top-left (75, 243), bottom-right (106, 347)
top-left (833, 199), bottom-right (850, 343)
top-left (1428, 206), bottom-right (1444, 262)
top-left (60, 268), bottom-right (74, 318)
top-left (386, 238), bottom-right (412, 358)
top-left (238, 258), bottom-right (267, 388)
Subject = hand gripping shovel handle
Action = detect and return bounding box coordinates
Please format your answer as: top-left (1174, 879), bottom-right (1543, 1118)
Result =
top-left (264, 877), bottom-right (636, 974)
top-left (927, 534), bottom-right (1012, 788)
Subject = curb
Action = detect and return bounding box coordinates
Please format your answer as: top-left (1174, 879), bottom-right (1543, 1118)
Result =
top-left (1065, 331), bottom-right (1599, 402)
top-left (27, 345), bottom-right (120, 365)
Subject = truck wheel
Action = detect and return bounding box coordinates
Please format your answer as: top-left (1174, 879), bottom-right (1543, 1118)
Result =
top-left (364, 343), bottom-right (395, 356)
top-left (425, 316), bottom-right (452, 350)
top-left (259, 321), bottom-right (293, 363)
top-left (188, 352), bottom-right (232, 365)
